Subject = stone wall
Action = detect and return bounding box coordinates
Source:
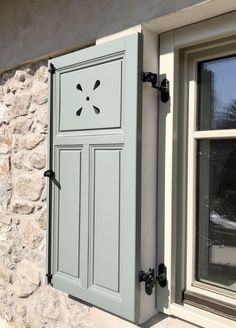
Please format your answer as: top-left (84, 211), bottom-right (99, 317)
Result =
top-left (0, 62), bottom-right (90, 328)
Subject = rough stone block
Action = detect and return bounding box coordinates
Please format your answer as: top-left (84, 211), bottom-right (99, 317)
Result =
top-left (38, 110), bottom-right (48, 129)
top-left (11, 248), bottom-right (24, 264)
top-left (4, 127), bottom-right (12, 147)
top-left (0, 241), bottom-right (12, 258)
top-left (0, 290), bottom-right (9, 304)
top-left (15, 173), bottom-right (44, 201)
top-left (19, 218), bottom-right (44, 249)
top-left (0, 277), bottom-right (6, 288)
top-left (23, 134), bottom-right (45, 150)
top-left (28, 152), bottom-right (46, 170)
top-left (0, 177), bottom-right (12, 211)
top-left (0, 145), bottom-right (10, 155)
top-left (27, 287), bottom-right (62, 323)
top-left (0, 223), bottom-right (11, 242)
top-left (36, 210), bottom-right (46, 230)
top-left (0, 263), bottom-right (12, 283)
top-left (25, 251), bottom-right (44, 267)
top-left (14, 71), bottom-right (26, 83)
top-left (11, 322), bottom-right (27, 328)
top-left (9, 117), bottom-right (32, 134)
top-left (0, 214), bottom-right (12, 226)
top-left (11, 200), bottom-right (34, 215)
top-left (32, 85), bottom-right (48, 105)
top-left (15, 303), bottom-right (27, 318)
top-left (17, 260), bottom-right (40, 286)
top-left (0, 103), bottom-right (10, 125)
top-left (11, 152), bottom-right (24, 169)
top-left (11, 94), bottom-right (31, 119)
top-left (3, 93), bottom-right (13, 107)
top-left (12, 136), bottom-right (20, 153)
top-left (0, 155), bottom-right (10, 176)
top-left (36, 65), bottom-right (48, 83)
top-left (13, 277), bottom-right (38, 298)
top-left (2, 306), bottom-right (13, 322)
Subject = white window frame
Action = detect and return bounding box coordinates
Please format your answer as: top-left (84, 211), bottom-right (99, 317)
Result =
top-left (158, 11), bottom-right (236, 328)
top-left (186, 40), bottom-right (236, 298)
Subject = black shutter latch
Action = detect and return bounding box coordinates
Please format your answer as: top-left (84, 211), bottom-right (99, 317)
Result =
top-left (141, 71), bottom-right (169, 103)
top-left (157, 263), bottom-right (167, 288)
top-left (44, 170), bottom-right (55, 179)
top-left (139, 264), bottom-right (167, 295)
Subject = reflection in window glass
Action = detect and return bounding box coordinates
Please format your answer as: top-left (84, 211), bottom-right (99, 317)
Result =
top-left (197, 140), bottom-right (236, 291)
top-left (198, 56), bottom-right (236, 130)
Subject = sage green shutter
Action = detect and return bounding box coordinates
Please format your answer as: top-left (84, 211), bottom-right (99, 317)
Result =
top-left (47, 33), bottom-right (143, 322)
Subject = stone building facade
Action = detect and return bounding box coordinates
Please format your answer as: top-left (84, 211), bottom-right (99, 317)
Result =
top-left (0, 62), bottom-right (91, 328)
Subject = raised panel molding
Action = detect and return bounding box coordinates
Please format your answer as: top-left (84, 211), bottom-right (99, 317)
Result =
top-left (54, 147), bottom-right (82, 279)
top-left (60, 60), bottom-right (123, 132)
top-left (89, 145), bottom-right (123, 294)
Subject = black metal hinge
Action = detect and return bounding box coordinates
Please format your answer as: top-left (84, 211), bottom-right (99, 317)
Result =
top-left (142, 71), bottom-right (169, 103)
top-left (139, 263), bottom-right (167, 295)
top-left (48, 63), bottom-right (56, 74)
top-left (46, 273), bottom-right (53, 285)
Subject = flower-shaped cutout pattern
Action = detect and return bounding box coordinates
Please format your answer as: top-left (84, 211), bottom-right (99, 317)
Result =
top-left (76, 80), bottom-right (101, 116)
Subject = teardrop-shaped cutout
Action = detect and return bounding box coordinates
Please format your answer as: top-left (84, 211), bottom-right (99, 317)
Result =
top-left (76, 107), bottom-right (83, 116)
top-left (76, 83), bottom-right (83, 91)
top-left (93, 80), bottom-right (100, 90)
top-left (93, 106), bottom-right (100, 114)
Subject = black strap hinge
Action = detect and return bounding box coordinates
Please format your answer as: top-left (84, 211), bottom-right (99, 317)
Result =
top-left (44, 169), bottom-right (55, 179)
top-left (48, 63), bottom-right (56, 74)
top-left (139, 263), bottom-right (167, 295)
top-left (142, 71), bottom-right (169, 103)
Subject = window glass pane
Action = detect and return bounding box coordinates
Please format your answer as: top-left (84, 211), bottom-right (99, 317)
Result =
top-left (198, 56), bottom-right (236, 130)
top-left (197, 139), bottom-right (236, 291)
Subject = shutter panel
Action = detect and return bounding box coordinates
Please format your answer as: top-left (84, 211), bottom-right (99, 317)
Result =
top-left (47, 33), bottom-right (143, 322)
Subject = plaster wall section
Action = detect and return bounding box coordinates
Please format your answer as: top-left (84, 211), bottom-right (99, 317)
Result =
top-left (0, 0), bottom-right (206, 71)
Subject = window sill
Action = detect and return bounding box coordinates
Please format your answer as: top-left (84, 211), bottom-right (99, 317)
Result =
top-left (169, 302), bottom-right (236, 328)
top-left (184, 290), bottom-right (236, 322)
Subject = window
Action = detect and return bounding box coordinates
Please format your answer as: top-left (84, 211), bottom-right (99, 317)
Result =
top-left (158, 12), bottom-right (236, 328)
top-left (184, 40), bottom-right (236, 319)
top-left (196, 56), bottom-right (236, 292)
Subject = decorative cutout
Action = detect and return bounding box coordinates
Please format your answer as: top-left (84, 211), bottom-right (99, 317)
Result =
top-left (93, 80), bottom-right (100, 90)
top-left (93, 106), bottom-right (100, 114)
top-left (76, 107), bottom-right (83, 116)
top-left (75, 81), bottom-right (101, 116)
top-left (76, 83), bottom-right (83, 91)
